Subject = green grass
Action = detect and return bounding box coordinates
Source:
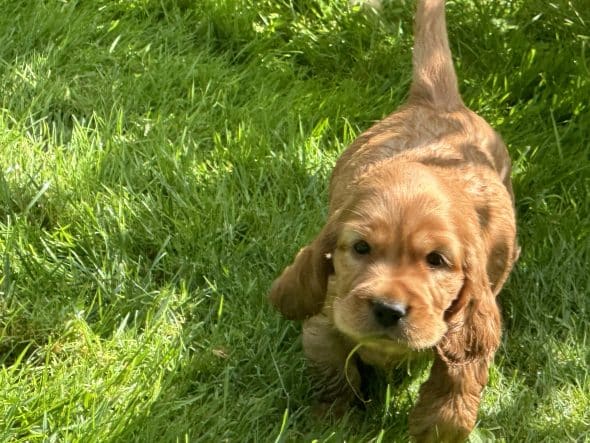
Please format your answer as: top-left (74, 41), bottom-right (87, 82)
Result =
top-left (0, 0), bottom-right (588, 441)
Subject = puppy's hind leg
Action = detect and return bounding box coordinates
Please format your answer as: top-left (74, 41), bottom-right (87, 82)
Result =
top-left (302, 314), bottom-right (362, 417)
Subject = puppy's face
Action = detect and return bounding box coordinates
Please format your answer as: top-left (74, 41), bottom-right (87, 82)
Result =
top-left (329, 162), bottom-right (467, 351)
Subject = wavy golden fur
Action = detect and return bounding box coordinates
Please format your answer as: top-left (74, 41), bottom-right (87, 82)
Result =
top-left (269, 1), bottom-right (518, 441)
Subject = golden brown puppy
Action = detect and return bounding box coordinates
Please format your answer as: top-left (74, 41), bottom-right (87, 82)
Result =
top-left (269, 0), bottom-right (518, 441)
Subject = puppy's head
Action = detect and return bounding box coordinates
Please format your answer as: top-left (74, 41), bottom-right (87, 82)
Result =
top-left (329, 160), bottom-right (514, 361)
top-left (270, 159), bottom-right (515, 360)
top-left (329, 161), bottom-right (466, 351)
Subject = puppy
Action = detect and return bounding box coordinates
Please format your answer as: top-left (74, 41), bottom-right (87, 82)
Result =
top-left (269, 1), bottom-right (518, 441)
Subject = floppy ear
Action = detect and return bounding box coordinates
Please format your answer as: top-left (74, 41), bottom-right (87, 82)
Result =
top-left (437, 182), bottom-right (516, 361)
top-left (438, 251), bottom-right (501, 365)
top-left (268, 222), bottom-right (337, 320)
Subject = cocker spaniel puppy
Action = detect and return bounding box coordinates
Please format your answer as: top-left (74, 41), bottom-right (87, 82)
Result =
top-left (269, 0), bottom-right (518, 441)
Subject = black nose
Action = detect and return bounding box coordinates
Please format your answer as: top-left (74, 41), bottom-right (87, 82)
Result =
top-left (371, 300), bottom-right (406, 328)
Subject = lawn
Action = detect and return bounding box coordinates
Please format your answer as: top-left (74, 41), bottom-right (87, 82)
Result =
top-left (0, 0), bottom-right (588, 441)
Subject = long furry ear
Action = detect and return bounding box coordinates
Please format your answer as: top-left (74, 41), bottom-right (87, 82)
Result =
top-left (438, 246), bottom-right (501, 366)
top-left (268, 223), bottom-right (337, 320)
top-left (439, 183), bottom-right (517, 362)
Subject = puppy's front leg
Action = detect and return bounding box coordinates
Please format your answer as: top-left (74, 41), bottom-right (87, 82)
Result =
top-left (302, 313), bottom-right (361, 417)
top-left (409, 356), bottom-right (490, 442)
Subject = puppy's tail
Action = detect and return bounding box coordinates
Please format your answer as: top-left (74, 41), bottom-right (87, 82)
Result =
top-left (409, 0), bottom-right (463, 110)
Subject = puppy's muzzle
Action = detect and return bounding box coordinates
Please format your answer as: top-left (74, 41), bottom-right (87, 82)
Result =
top-left (370, 299), bottom-right (407, 328)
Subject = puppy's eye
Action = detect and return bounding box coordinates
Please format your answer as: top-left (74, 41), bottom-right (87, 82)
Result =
top-left (353, 240), bottom-right (371, 255)
top-left (426, 251), bottom-right (447, 268)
